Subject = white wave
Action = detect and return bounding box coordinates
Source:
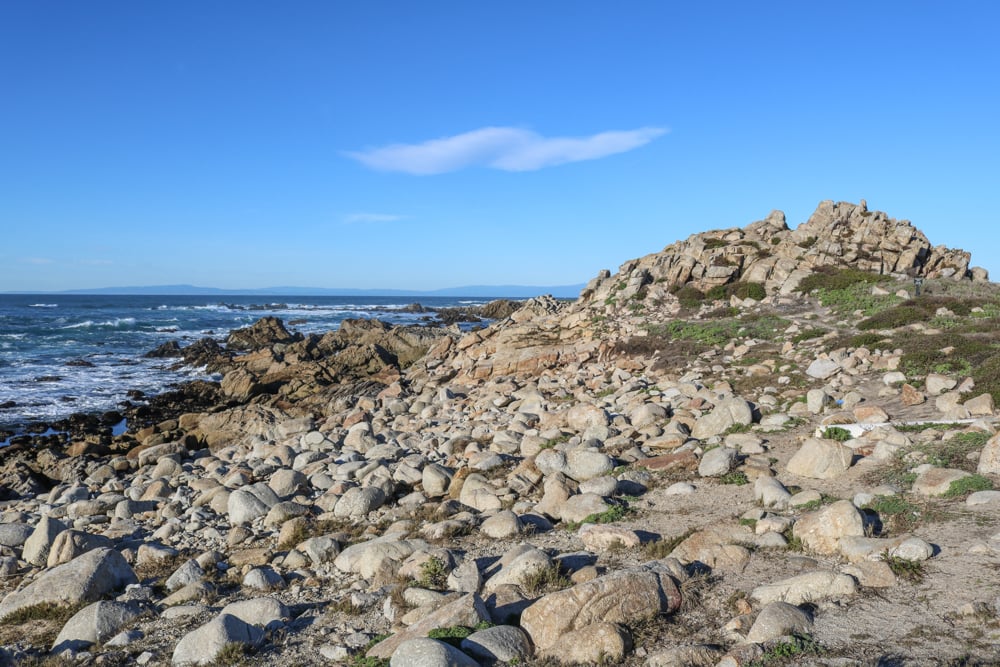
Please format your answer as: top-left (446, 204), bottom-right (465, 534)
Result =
top-left (61, 317), bottom-right (137, 330)
top-left (28, 303), bottom-right (58, 308)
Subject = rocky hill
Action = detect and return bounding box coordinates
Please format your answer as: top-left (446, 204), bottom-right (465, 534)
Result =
top-left (1, 201), bottom-right (999, 666)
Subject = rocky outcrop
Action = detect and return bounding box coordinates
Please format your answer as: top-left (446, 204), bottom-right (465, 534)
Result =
top-left (226, 316), bottom-right (302, 351)
top-left (579, 200), bottom-right (984, 304)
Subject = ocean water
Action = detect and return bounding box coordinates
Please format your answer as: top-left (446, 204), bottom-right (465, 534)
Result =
top-left (0, 294), bottom-right (489, 431)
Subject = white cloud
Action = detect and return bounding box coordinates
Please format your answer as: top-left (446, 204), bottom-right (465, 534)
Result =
top-left (344, 212), bottom-right (406, 224)
top-left (22, 257), bottom-right (54, 265)
top-left (77, 259), bottom-right (113, 266)
top-left (346, 126), bottom-right (667, 175)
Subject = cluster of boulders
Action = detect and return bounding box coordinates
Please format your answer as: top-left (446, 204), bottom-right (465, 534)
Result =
top-left (579, 200), bottom-right (987, 305)
top-left (1, 202), bottom-right (999, 665)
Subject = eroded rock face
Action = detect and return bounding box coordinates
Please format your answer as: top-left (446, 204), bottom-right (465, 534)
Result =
top-left (519, 561), bottom-right (682, 653)
top-left (226, 316), bottom-right (301, 351)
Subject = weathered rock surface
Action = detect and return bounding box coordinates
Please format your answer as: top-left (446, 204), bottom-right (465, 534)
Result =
top-left (519, 561), bottom-right (681, 652)
top-left (0, 548), bottom-right (137, 621)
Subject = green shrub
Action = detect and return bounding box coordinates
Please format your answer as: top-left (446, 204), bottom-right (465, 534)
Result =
top-left (791, 328), bottom-right (825, 343)
top-left (796, 266), bottom-right (891, 294)
top-left (418, 556), bottom-right (449, 590)
top-left (674, 285), bottom-right (706, 309)
top-left (521, 562), bottom-right (571, 595)
top-left (880, 552), bottom-right (925, 583)
top-left (426, 622), bottom-right (491, 647)
top-left (705, 284), bottom-right (728, 301)
top-left (703, 238), bottom-right (728, 249)
top-left (748, 634), bottom-right (824, 665)
top-left (719, 471), bottom-right (749, 485)
top-left (862, 494), bottom-right (923, 534)
top-left (859, 305), bottom-right (931, 330)
top-left (848, 332), bottom-right (889, 348)
top-left (822, 426), bottom-right (852, 441)
top-left (733, 281), bottom-right (766, 300)
top-left (943, 474), bottom-right (993, 498)
top-left (213, 643), bottom-right (251, 666)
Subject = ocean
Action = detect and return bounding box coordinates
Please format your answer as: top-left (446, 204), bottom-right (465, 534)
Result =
top-left (0, 294), bottom-right (492, 434)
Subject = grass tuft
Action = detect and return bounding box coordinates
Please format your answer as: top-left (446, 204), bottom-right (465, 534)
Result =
top-left (880, 551), bottom-right (926, 583)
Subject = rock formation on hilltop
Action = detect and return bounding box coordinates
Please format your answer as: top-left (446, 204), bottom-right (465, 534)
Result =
top-left (581, 199), bottom-right (986, 305)
top-left (415, 200), bottom-right (988, 385)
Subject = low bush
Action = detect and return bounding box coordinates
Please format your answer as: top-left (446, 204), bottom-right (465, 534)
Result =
top-left (673, 285), bottom-right (706, 309)
top-left (943, 474), bottom-right (993, 498)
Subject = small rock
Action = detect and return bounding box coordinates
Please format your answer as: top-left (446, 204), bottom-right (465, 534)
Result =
top-left (745, 601), bottom-right (813, 644)
top-left (699, 447), bottom-right (738, 477)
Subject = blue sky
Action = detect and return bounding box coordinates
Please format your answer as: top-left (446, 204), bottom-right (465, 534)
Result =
top-left (1, 2), bottom-right (997, 292)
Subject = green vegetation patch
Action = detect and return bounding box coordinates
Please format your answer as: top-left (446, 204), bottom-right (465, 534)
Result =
top-left (418, 556), bottom-right (449, 590)
top-left (648, 314), bottom-right (790, 349)
top-left (880, 552), bottom-right (926, 583)
top-left (791, 327), bottom-right (826, 343)
top-left (719, 471), bottom-right (749, 485)
top-left (796, 267), bottom-right (899, 316)
top-left (706, 281), bottom-right (767, 302)
top-left (673, 285), bottom-right (707, 309)
top-left (643, 528), bottom-right (697, 559)
top-left (943, 474), bottom-right (993, 498)
top-left (822, 426), bottom-right (852, 442)
top-left (563, 501), bottom-right (633, 531)
top-left (748, 634), bottom-right (825, 666)
top-left (427, 621), bottom-right (493, 647)
top-left (521, 562), bottom-right (571, 596)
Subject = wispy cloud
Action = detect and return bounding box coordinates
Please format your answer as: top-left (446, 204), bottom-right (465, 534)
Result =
top-left (345, 126), bottom-right (667, 175)
top-left (344, 212), bottom-right (406, 224)
top-left (77, 259), bottom-right (113, 266)
top-left (21, 257), bottom-right (54, 265)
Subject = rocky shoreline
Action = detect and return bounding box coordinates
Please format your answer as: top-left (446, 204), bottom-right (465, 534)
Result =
top-left (2, 201), bottom-right (1000, 666)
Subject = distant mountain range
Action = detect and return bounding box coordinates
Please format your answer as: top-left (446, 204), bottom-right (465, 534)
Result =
top-left (5, 283), bottom-right (586, 298)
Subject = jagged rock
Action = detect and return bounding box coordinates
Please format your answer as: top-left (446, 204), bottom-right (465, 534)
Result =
top-left (901, 384), bottom-right (926, 406)
top-left (226, 316), bottom-right (300, 351)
